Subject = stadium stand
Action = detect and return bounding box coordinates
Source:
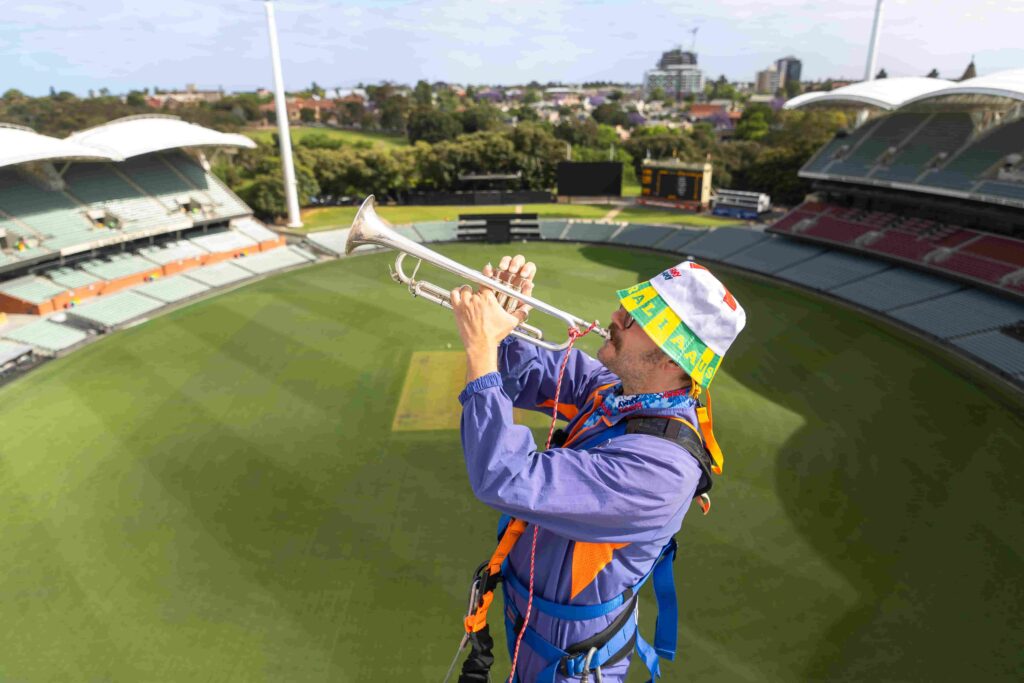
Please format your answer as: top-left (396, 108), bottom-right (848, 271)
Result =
top-left (724, 236), bottom-right (824, 274)
top-left (828, 113), bottom-right (930, 178)
top-left (78, 253), bottom-right (162, 295)
top-left (2, 318), bottom-right (88, 353)
top-left (874, 114), bottom-right (977, 183)
top-left (410, 221), bottom-right (458, 242)
top-left (923, 118), bottom-right (1024, 192)
top-left (682, 227), bottom-right (769, 260)
top-left (539, 220), bottom-right (569, 240)
top-left (306, 228), bottom-right (352, 257)
top-left (829, 267), bottom-right (963, 312)
top-left (0, 340), bottom-right (32, 366)
top-left (887, 289), bottom-right (1024, 339)
top-left (63, 163), bottom-right (192, 234)
top-left (65, 290), bottom-right (165, 330)
top-left (189, 229), bottom-right (259, 258)
top-left (609, 224), bottom-right (675, 249)
top-left (951, 330), bottom-right (1024, 378)
top-left (654, 227), bottom-right (705, 253)
top-left (137, 240), bottom-right (209, 274)
top-left (233, 246), bottom-right (316, 275)
top-left (775, 250), bottom-right (892, 291)
top-left (0, 276), bottom-right (70, 314)
top-left (231, 216), bottom-right (284, 248)
top-left (134, 275), bottom-right (211, 303)
top-left (562, 221), bottom-right (622, 243)
top-left (161, 152), bottom-right (251, 219)
top-left (183, 261), bottom-right (258, 288)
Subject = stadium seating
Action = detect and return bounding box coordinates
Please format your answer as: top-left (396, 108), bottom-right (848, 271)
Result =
top-left (539, 220), bottom-right (569, 240)
top-left (118, 154), bottom-right (202, 211)
top-left (724, 236), bottom-right (824, 274)
top-left (233, 246), bottom-right (315, 275)
top-left (951, 330), bottom-right (1024, 378)
top-left (801, 135), bottom-right (855, 175)
top-left (924, 119), bottom-right (1024, 192)
top-left (830, 267), bottom-right (963, 312)
top-left (63, 163), bottom-right (191, 233)
top-left (888, 289), bottom-right (1024, 339)
top-left (2, 318), bottom-right (88, 352)
top-left (231, 216), bottom-right (280, 244)
top-left (138, 240), bottom-right (209, 266)
top-left (189, 229), bottom-right (258, 255)
top-left (828, 113), bottom-right (929, 178)
top-left (134, 274), bottom-right (211, 303)
top-left (654, 227), bottom-right (705, 253)
top-left (183, 261), bottom-right (257, 288)
top-left (66, 290), bottom-right (165, 330)
top-left (46, 267), bottom-right (103, 291)
top-left (679, 227), bottom-right (768, 260)
top-left (79, 254), bottom-right (161, 282)
top-left (609, 224), bottom-right (675, 248)
top-left (775, 250), bottom-right (892, 291)
top-left (874, 114), bottom-right (975, 183)
top-left (160, 152), bottom-right (251, 219)
top-left (562, 221), bottom-right (622, 243)
top-left (0, 169), bottom-right (95, 242)
top-left (974, 180), bottom-right (1024, 202)
top-left (0, 340), bottom-right (32, 366)
top-left (411, 221), bottom-right (459, 242)
top-left (0, 276), bottom-right (67, 306)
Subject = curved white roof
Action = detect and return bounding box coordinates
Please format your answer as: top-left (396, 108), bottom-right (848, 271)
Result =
top-left (784, 77), bottom-right (954, 111)
top-left (66, 115), bottom-right (256, 159)
top-left (0, 123), bottom-right (122, 169)
top-left (900, 68), bottom-right (1024, 107)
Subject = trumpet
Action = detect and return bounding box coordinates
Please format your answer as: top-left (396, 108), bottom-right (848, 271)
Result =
top-left (344, 196), bottom-right (609, 351)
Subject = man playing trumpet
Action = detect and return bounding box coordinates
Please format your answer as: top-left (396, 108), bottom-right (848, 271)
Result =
top-left (450, 254), bottom-right (746, 682)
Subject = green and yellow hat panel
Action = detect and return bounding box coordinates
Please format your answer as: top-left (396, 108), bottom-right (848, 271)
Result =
top-left (617, 281), bottom-right (723, 388)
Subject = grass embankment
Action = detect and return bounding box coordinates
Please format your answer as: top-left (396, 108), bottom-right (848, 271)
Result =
top-left (243, 126), bottom-right (409, 149)
top-left (0, 244), bottom-right (1020, 681)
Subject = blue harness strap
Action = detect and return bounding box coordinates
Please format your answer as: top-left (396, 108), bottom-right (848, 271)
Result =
top-left (500, 537), bottom-right (679, 682)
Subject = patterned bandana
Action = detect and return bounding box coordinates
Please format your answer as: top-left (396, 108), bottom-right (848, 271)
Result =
top-left (577, 383), bottom-right (697, 433)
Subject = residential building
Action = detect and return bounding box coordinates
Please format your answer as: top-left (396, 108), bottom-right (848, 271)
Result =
top-left (756, 66), bottom-right (780, 95)
top-left (644, 49), bottom-right (704, 100)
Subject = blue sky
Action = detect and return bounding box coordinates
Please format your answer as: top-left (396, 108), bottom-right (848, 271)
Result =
top-left (3, 0), bottom-right (1022, 95)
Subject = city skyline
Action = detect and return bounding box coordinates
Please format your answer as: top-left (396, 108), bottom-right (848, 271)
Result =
top-left (3, 0), bottom-right (1022, 96)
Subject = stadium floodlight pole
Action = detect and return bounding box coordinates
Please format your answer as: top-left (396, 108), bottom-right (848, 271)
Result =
top-left (264, 0), bottom-right (303, 228)
top-left (864, 0), bottom-right (886, 81)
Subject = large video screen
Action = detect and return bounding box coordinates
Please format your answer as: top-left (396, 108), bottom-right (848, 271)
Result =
top-left (557, 162), bottom-right (623, 196)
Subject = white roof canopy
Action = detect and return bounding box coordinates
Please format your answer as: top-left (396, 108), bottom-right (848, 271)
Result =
top-left (784, 77), bottom-right (954, 111)
top-left (66, 115), bottom-right (256, 159)
top-left (899, 68), bottom-right (1024, 108)
top-left (0, 123), bottom-right (122, 169)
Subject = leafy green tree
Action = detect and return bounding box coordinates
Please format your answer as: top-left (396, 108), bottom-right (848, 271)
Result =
top-left (413, 80), bottom-right (433, 107)
top-left (735, 104), bottom-right (773, 141)
top-left (378, 94), bottom-right (408, 132)
top-left (592, 103), bottom-right (628, 127)
top-left (406, 106), bottom-right (462, 144)
top-left (459, 103), bottom-right (501, 134)
top-left (299, 107), bottom-right (316, 123)
top-left (309, 81), bottom-right (326, 98)
top-left (649, 87), bottom-right (667, 102)
top-left (784, 79), bottom-right (802, 99)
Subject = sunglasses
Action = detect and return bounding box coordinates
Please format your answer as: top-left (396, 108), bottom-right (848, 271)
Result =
top-left (618, 306), bottom-right (636, 330)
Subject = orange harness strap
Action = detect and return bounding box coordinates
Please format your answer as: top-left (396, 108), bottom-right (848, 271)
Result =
top-left (694, 387), bottom-right (724, 475)
top-left (464, 518), bottom-right (527, 634)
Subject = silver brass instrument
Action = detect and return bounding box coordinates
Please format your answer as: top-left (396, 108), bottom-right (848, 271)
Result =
top-left (345, 195), bottom-right (609, 351)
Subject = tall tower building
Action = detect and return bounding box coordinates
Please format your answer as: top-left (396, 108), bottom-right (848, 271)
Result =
top-left (775, 56), bottom-right (802, 89)
top-left (644, 48), bottom-right (704, 100)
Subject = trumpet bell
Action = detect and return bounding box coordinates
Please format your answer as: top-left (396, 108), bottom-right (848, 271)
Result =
top-left (345, 195), bottom-right (386, 256)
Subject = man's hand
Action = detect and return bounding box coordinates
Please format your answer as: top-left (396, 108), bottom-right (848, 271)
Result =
top-left (485, 254), bottom-right (536, 318)
top-left (450, 286), bottom-right (522, 382)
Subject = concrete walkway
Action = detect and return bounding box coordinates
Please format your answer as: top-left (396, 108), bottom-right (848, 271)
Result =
top-left (600, 206), bottom-right (624, 222)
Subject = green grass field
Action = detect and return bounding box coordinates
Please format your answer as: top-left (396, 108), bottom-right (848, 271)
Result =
top-left (1, 244), bottom-right (1021, 681)
top-left (300, 203), bottom-right (735, 231)
top-left (300, 203), bottom-right (614, 231)
top-left (243, 126), bottom-right (410, 149)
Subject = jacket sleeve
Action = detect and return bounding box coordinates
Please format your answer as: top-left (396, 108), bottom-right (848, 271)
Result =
top-left (497, 336), bottom-right (618, 420)
top-left (460, 374), bottom-right (702, 544)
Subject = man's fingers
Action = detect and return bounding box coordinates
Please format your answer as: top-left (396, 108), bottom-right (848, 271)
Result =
top-left (450, 286), bottom-right (461, 307)
top-left (508, 254), bottom-right (526, 275)
top-left (498, 255), bottom-right (511, 271)
top-left (520, 262), bottom-right (537, 282)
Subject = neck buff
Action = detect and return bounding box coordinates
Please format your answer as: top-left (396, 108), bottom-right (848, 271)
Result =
top-left (577, 383), bottom-right (697, 433)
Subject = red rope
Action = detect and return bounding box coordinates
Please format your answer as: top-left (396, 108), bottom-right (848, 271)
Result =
top-left (507, 320), bottom-right (599, 683)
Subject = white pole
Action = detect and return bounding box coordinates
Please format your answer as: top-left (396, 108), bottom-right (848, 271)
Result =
top-left (864, 0), bottom-right (886, 81)
top-left (264, 1), bottom-right (302, 228)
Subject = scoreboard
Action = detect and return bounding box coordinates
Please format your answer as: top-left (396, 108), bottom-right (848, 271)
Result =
top-left (639, 159), bottom-right (713, 209)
